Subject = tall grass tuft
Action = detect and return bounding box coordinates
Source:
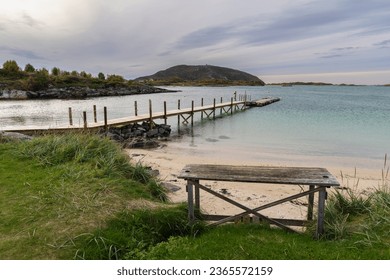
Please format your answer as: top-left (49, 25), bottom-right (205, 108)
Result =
top-left (16, 133), bottom-right (167, 201)
top-left (321, 176), bottom-right (389, 246)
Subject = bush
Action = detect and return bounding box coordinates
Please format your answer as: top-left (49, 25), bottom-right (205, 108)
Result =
top-left (2, 60), bottom-right (20, 75)
top-left (24, 70), bottom-right (50, 91)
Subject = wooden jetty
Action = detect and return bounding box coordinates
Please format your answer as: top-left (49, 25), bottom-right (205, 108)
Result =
top-left (3, 96), bottom-right (280, 134)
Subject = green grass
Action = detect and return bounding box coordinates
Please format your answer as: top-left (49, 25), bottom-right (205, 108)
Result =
top-left (0, 133), bottom-right (169, 259)
top-left (1, 133), bottom-right (389, 260)
top-left (137, 222), bottom-right (389, 260)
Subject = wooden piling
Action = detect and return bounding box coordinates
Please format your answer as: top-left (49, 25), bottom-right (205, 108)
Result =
top-left (93, 105), bottom-right (97, 123)
top-left (104, 106), bottom-right (108, 131)
top-left (83, 111), bottom-right (87, 129)
top-left (68, 107), bottom-right (73, 126)
top-left (149, 99), bottom-right (153, 129)
top-left (201, 98), bottom-right (204, 120)
top-left (213, 98), bottom-right (216, 120)
top-left (163, 101), bottom-right (167, 125)
top-left (177, 99), bottom-right (181, 128)
top-left (230, 98), bottom-right (233, 115)
top-left (220, 97), bottom-right (223, 115)
top-left (134, 101), bottom-right (138, 116)
top-left (191, 100), bottom-right (194, 126)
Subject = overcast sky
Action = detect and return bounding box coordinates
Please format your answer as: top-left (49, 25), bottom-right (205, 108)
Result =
top-left (1, 0), bottom-right (390, 84)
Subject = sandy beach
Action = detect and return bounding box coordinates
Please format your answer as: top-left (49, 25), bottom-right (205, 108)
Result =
top-left (126, 142), bottom-right (388, 222)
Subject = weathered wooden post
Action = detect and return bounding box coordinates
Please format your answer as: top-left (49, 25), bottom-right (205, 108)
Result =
top-left (213, 98), bottom-right (216, 120)
top-left (134, 101), bottom-right (138, 116)
top-left (93, 105), bottom-right (97, 123)
top-left (230, 97), bottom-right (233, 115)
top-left (164, 101), bottom-right (167, 125)
top-left (201, 98), bottom-right (204, 120)
top-left (149, 99), bottom-right (153, 130)
top-left (307, 185), bottom-right (315, 221)
top-left (68, 107), bottom-right (73, 126)
top-left (104, 106), bottom-right (108, 132)
top-left (83, 111), bottom-right (87, 129)
top-left (191, 100), bottom-right (194, 126)
top-left (220, 97), bottom-right (223, 115)
top-left (177, 99), bottom-right (181, 128)
top-left (316, 187), bottom-right (327, 238)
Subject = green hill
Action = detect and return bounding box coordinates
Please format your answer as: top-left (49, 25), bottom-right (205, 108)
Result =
top-left (136, 65), bottom-right (265, 86)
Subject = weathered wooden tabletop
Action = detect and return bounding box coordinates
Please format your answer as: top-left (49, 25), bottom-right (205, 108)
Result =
top-left (178, 164), bottom-right (340, 187)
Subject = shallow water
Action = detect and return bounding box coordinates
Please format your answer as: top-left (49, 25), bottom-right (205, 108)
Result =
top-left (1, 85), bottom-right (389, 169)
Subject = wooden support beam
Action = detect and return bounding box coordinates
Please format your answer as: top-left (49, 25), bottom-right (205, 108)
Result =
top-left (191, 100), bottom-right (194, 126)
top-left (196, 183), bottom-right (297, 233)
top-left (103, 106), bottom-right (108, 132)
top-left (134, 101), bottom-right (138, 116)
top-left (307, 185), bottom-right (315, 220)
top-left (164, 101), bottom-right (167, 125)
top-left (201, 98), bottom-right (204, 120)
top-left (93, 105), bottom-right (97, 123)
top-left (316, 187), bottom-right (327, 238)
top-left (149, 99), bottom-right (153, 130)
top-left (68, 107), bottom-right (73, 126)
top-left (211, 186), bottom-right (321, 226)
top-left (213, 98), bottom-right (216, 120)
top-left (83, 111), bottom-right (87, 129)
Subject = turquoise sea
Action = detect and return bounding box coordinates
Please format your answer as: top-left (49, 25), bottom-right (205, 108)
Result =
top-left (1, 85), bottom-right (389, 170)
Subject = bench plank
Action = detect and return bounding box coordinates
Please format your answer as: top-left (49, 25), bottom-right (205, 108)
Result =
top-left (178, 164), bottom-right (340, 186)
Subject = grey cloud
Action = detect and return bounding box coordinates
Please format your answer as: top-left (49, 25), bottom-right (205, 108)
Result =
top-left (173, 0), bottom-right (390, 51)
top-left (0, 46), bottom-right (45, 60)
top-left (320, 54), bottom-right (345, 59)
top-left (21, 12), bottom-right (43, 28)
top-left (374, 39), bottom-right (390, 47)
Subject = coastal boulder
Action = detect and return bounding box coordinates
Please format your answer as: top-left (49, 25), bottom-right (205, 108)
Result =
top-left (0, 89), bottom-right (29, 100)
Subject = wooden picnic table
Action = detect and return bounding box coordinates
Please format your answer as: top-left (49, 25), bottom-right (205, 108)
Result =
top-left (178, 164), bottom-right (340, 238)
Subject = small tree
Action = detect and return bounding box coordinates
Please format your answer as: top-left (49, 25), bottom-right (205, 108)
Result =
top-left (51, 67), bottom-right (60, 76)
top-left (98, 72), bottom-right (105, 80)
top-left (2, 60), bottom-right (20, 75)
top-left (24, 63), bottom-right (36, 73)
top-left (106, 74), bottom-right (125, 87)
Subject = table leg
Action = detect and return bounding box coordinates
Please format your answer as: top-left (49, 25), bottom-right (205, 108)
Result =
top-left (307, 185), bottom-right (315, 220)
top-left (187, 180), bottom-right (195, 222)
top-left (194, 180), bottom-right (200, 210)
top-left (316, 186), bottom-right (327, 238)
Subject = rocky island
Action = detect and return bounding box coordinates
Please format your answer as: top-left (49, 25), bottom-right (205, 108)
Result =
top-left (135, 64), bottom-right (265, 86)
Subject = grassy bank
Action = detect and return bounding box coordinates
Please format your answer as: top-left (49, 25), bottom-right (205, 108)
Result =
top-left (1, 133), bottom-right (389, 259)
top-left (0, 133), bottom-right (201, 259)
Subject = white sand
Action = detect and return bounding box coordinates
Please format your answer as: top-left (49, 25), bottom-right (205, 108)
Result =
top-left (126, 143), bottom-right (387, 221)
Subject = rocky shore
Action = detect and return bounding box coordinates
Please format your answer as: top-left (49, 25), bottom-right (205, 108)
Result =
top-left (0, 85), bottom-right (176, 100)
